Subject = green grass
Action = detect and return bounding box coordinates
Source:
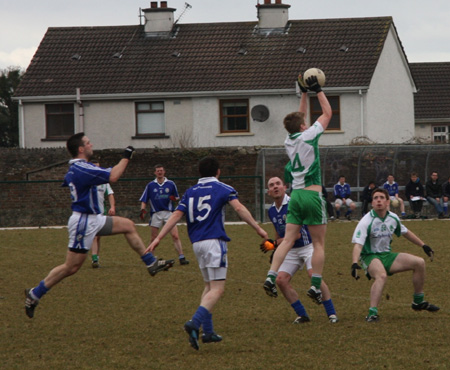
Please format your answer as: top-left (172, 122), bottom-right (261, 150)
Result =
top-left (1, 221), bottom-right (448, 369)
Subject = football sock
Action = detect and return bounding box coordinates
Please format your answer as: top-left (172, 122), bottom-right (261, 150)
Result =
top-left (311, 274), bottom-right (322, 289)
top-left (266, 270), bottom-right (278, 283)
top-left (291, 300), bottom-right (308, 317)
top-left (141, 253), bottom-right (156, 266)
top-left (413, 293), bottom-right (425, 304)
top-left (92, 254), bottom-right (98, 262)
top-left (192, 306), bottom-right (209, 329)
top-left (179, 254), bottom-right (185, 260)
top-left (32, 280), bottom-right (49, 299)
top-left (202, 312), bottom-right (214, 334)
top-left (444, 204), bottom-right (448, 214)
top-left (322, 299), bottom-right (336, 316)
top-left (336, 210), bottom-right (341, 218)
top-left (368, 307), bottom-right (378, 316)
top-left (345, 210), bottom-right (352, 216)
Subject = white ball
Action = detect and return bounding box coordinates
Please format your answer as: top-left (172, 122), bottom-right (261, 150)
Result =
top-left (391, 199), bottom-right (399, 208)
top-left (303, 68), bottom-right (326, 87)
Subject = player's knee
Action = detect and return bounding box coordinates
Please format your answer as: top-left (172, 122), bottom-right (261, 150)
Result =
top-left (276, 274), bottom-right (289, 288)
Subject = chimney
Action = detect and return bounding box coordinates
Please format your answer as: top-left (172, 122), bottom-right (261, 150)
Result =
top-left (257, 0), bottom-right (290, 29)
top-left (142, 1), bottom-right (176, 34)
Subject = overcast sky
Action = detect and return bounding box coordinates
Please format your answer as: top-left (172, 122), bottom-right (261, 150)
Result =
top-left (1, 0), bottom-right (450, 71)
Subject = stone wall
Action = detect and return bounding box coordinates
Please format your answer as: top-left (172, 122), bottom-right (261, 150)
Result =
top-left (0, 147), bottom-right (260, 227)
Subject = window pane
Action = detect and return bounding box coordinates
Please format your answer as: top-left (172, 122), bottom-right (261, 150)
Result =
top-left (310, 96), bottom-right (340, 130)
top-left (137, 103), bottom-right (151, 111)
top-left (137, 112), bottom-right (165, 134)
top-left (220, 99), bottom-right (249, 132)
top-left (46, 104), bottom-right (74, 138)
top-left (151, 102), bottom-right (164, 111)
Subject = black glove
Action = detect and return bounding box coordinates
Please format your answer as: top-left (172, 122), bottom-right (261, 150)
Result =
top-left (351, 263), bottom-right (362, 280)
top-left (422, 245), bottom-right (434, 261)
top-left (260, 239), bottom-right (278, 253)
top-left (306, 75), bottom-right (322, 93)
top-left (122, 146), bottom-right (135, 160)
top-left (297, 74), bottom-right (308, 93)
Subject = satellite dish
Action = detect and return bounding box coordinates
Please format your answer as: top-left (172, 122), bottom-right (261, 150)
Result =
top-left (251, 105), bottom-right (270, 122)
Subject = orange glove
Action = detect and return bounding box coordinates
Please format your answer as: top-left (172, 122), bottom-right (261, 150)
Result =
top-left (260, 239), bottom-right (278, 253)
top-left (169, 195), bottom-right (177, 201)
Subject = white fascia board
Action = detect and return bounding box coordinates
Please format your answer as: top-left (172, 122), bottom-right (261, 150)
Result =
top-left (14, 87), bottom-right (369, 102)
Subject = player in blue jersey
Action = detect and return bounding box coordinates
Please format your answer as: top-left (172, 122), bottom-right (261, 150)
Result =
top-left (262, 177), bottom-right (338, 323)
top-left (146, 157), bottom-right (268, 350)
top-left (140, 164), bottom-right (188, 265)
top-left (24, 133), bottom-right (174, 319)
top-left (333, 175), bottom-right (356, 220)
top-left (383, 174), bottom-right (406, 217)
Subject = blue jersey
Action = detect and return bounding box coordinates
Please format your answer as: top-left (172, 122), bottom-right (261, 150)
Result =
top-left (268, 194), bottom-right (312, 248)
top-left (139, 178), bottom-right (179, 215)
top-left (62, 159), bottom-right (112, 214)
top-left (334, 182), bottom-right (351, 199)
top-left (176, 177), bottom-right (238, 243)
top-left (383, 181), bottom-right (399, 196)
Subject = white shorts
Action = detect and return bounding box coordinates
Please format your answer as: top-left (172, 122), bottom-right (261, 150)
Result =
top-left (279, 243), bottom-right (314, 277)
top-left (335, 198), bottom-right (354, 207)
top-left (150, 210), bottom-right (172, 228)
top-left (67, 212), bottom-right (110, 253)
top-left (193, 239), bottom-right (228, 282)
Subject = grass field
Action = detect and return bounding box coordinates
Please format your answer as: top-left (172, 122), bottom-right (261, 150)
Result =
top-left (1, 220), bottom-right (448, 369)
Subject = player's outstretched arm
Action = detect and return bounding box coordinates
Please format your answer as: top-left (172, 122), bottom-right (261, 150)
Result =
top-left (229, 199), bottom-right (268, 239)
top-left (110, 146), bottom-right (135, 182)
top-left (145, 210), bottom-right (184, 253)
top-left (403, 230), bottom-right (434, 261)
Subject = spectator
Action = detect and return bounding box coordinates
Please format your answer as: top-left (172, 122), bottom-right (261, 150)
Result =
top-left (383, 174), bottom-right (406, 218)
top-left (425, 171), bottom-right (445, 219)
top-left (322, 185), bottom-right (335, 220)
top-left (442, 176), bottom-right (450, 216)
top-left (333, 176), bottom-right (356, 220)
top-left (361, 181), bottom-right (376, 217)
top-left (405, 172), bottom-right (425, 219)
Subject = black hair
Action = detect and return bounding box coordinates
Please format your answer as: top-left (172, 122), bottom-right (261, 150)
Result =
top-left (66, 132), bottom-right (85, 158)
top-left (198, 157), bottom-right (219, 177)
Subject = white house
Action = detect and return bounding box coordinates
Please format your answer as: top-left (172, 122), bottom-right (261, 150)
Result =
top-left (15, 0), bottom-right (417, 149)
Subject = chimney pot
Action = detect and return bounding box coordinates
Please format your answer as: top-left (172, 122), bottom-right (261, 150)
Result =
top-left (275, 0), bottom-right (282, 3)
top-left (264, 0), bottom-right (271, 4)
top-left (161, 1), bottom-right (167, 7)
top-left (151, 1), bottom-right (158, 8)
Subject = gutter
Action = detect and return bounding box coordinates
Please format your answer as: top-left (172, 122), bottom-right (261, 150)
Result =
top-left (14, 87), bottom-right (369, 103)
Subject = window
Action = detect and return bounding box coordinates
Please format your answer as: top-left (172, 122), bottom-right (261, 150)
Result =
top-left (45, 104), bottom-right (74, 139)
top-left (310, 96), bottom-right (340, 130)
top-left (135, 101), bottom-right (165, 136)
top-left (432, 125), bottom-right (449, 143)
top-left (220, 99), bottom-right (250, 133)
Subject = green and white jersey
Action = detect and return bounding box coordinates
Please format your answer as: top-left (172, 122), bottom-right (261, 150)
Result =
top-left (284, 121), bottom-right (324, 189)
top-left (97, 183), bottom-right (114, 215)
top-left (352, 210), bottom-right (408, 255)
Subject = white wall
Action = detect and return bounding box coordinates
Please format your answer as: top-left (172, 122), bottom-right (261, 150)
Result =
top-left (365, 26), bottom-right (415, 143)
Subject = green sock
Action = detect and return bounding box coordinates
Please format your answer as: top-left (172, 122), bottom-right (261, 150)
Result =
top-left (368, 307), bottom-right (378, 316)
top-left (92, 254), bottom-right (98, 262)
top-left (413, 293), bottom-right (424, 304)
top-left (311, 275), bottom-right (322, 289)
top-left (266, 271), bottom-right (277, 283)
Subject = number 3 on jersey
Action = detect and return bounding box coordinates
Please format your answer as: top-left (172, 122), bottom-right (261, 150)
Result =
top-left (292, 153), bottom-right (305, 172)
top-left (188, 195), bottom-right (212, 223)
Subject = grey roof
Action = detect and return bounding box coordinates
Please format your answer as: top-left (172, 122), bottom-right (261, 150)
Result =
top-left (16, 17), bottom-right (396, 97)
top-left (409, 62), bottom-right (450, 120)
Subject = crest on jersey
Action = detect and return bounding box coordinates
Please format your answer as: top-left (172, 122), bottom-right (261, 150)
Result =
top-left (165, 188), bottom-right (170, 193)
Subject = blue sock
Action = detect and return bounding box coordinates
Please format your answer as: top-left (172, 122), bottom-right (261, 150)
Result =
top-left (179, 254), bottom-right (185, 260)
top-left (291, 300), bottom-right (308, 317)
top-left (141, 253), bottom-right (156, 266)
top-left (322, 299), bottom-right (336, 316)
top-left (32, 280), bottom-right (49, 299)
top-left (345, 210), bottom-right (352, 216)
top-left (202, 312), bottom-right (214, 334)
top-left (192, 306), bottom-right (209, 329)
top-left (336, 210), bottom-right (340, 218)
